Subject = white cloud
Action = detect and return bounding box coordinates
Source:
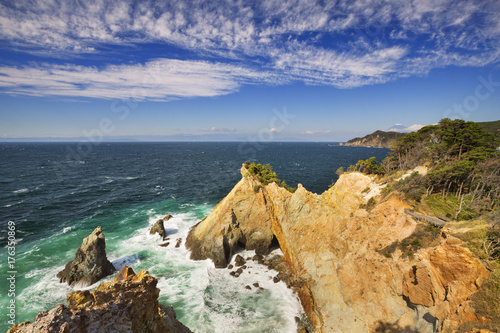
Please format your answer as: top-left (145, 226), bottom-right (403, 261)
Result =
top-left (0, 59), bottom-right (282, 100)
top-left (387, 124), bottom-right (424, 132)
top-left (199, 127), bottom-right (237, 133)
top-left (302, 130), bottom-right (332, 135)
top-left (0, 0), bottom-right (499, 98)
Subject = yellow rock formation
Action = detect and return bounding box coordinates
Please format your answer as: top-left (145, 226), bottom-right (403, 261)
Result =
top-left (187, 164), bottom-right (490, 332)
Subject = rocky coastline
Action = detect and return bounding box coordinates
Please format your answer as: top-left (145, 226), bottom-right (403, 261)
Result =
top-left (9, 266), bottom-right (192, 333)
top-left (9, 163), bottom-right (494, 332)
top-left (186, 163), bottom-right (492, 332)
top-left (345, 130), bottom-right (406, 148)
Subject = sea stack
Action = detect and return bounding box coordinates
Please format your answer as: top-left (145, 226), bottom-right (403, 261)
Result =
top-left (150, 219), bottom-right (166, 239)
top-left (57, 226), bottom-right (116, 287)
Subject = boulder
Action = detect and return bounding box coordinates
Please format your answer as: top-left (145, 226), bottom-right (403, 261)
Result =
top-left (115, 266), bottom-right (135, 281)
top-left (150, 219), bottom-right (166, 239)
top-left (9, 266), bottom-right (192, 333)
top-left (164, 214), bottom-right (173, 221)
top-left (234, 254), bottom-right (246, 267)
top-left (57, 226), bottom-right (115, 287)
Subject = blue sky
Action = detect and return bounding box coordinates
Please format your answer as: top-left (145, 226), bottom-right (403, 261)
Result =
top-left (0, 0), bottom-right (499, 141)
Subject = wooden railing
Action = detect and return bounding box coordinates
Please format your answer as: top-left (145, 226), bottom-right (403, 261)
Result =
top-left (404, 208), bottom-right (447, 227)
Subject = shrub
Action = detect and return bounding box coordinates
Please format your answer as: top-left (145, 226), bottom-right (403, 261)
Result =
top-left (254, 185), bottom-right (261, 192)
top-left (349, 157), bottom-right (385, 175)
top-left (246, 162), bottom-right (296, 193)
top-left (384, 172), bottom-right (426, 203)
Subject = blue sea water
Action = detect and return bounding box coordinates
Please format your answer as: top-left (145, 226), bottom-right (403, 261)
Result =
top-left (0, 142), bottom-right (389, 332)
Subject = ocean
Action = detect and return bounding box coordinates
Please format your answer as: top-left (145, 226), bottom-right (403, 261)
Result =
top-left (0, 142), bottom-right (389, 332)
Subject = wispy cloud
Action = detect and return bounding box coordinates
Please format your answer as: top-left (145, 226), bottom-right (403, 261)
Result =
top-left (0, 59), bottom-right (282, 100)
top-left (0, 0), bottom-right (499, 98)
top-left (301, 130), bottom-right (333, 135)
top-left (199, 127), bottom-right (237, 133)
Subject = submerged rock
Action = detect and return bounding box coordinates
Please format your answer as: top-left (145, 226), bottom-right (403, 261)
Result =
top-left (150, 219), bottom-right (166, 239)
top-left (56, 226), bottom-right (115, 287)
top-left (235, 254), bottom-right (246, 267)
top-left (9, 266), bottom-right (192, 333)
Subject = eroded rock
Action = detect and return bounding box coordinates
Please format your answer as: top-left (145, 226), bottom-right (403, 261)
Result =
top-left (235, 255), bottom-right (246, 266)
top-left (9, 266), bottom-right (192, 333)
top-left (150, 219), bottom-right (166, 239)
top-left (402, 237), bottom-right (490, 331)
top-left (56, 226), bottom-right (115, 287)
top-left (186, 166), bottom-right (275, 267)
top-left (185, 163), bottom-right (491, 332)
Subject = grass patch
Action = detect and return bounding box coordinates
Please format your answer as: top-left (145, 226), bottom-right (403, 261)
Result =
top-left (423, 194), bottom-right (477, 221)
top-left (447, 219), bottom-right (489, 259)
top-left (457, 261), bottom-right (500, 332)
top-left (456, 214), bottom-right (500, 332)
top-left (382, 172), bottom-right (426, 203)
top-left (424, 194), bottom-right (457, 218)
top-left (378, 222), bottom-right (442, 258)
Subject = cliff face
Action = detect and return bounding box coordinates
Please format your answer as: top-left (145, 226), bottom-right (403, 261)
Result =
top-left (186, 171), bottom-right (275, 268)
top-left (186, 165), bottom-right (490, 332)
top-left (345, 130), bottom-right (406, 148)
top-left (9, 266), bottom-right (192, 333)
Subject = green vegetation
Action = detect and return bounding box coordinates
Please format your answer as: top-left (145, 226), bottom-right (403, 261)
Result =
top-left (452, 212), bottom-right (500, 331)
top-left (382, 172), bottom-right (426, 203)
top-left (477, 119), bottom-right (500, 137)
top-left (348, 156), bottom-right (385, 175)
top-left (386, 118), bottom-right (497, 172)
top-left (345, 118), bottom-right (500, 330)
top-left (466, 263), bottom-right (500, 332)
top-left (345, 130), bottom-right (407, 148)
top-left (245, 162), bottom-right (296, 193)
top-left (353, 118), bottom-right (500, 218)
